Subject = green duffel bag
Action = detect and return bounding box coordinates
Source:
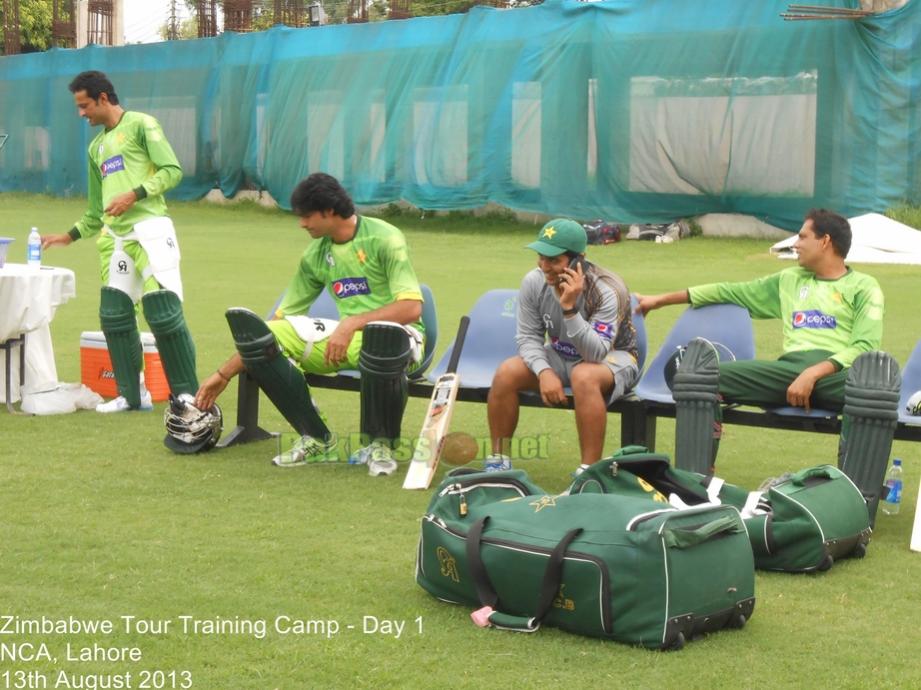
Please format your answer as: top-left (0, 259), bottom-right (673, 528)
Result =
top-left (569, 446), bottom-right (871, 573)
top-left (416, 467), bottom-right (755, 650)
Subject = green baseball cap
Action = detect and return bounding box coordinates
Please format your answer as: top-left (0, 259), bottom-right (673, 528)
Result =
top-left (526, 218), bottom-right (587, 257)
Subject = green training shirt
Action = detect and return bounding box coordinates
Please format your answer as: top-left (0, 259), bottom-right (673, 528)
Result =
top-left (275, 216), bottom-right (424, 332)
top-left (73, 111), bottom-right (182, 238)
top-left (688, 266), bottom-right (884, 369)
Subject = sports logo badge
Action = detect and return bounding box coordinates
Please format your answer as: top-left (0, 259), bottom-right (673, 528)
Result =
top-left (100, 155), bottom-right (125, 177)
top-left (592, 320), bottom-right (613, 339)
top-left (792, 310), bottom-right (837, 329)
top-left (332, 277), bottom-right (371, 298)
top-left (550, 337), bottom-right (579, 359)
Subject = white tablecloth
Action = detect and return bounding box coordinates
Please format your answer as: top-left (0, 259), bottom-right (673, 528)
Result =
top-left (0, 263), bottom-right (77, 403)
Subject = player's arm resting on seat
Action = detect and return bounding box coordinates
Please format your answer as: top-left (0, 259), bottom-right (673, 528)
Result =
top-left (323, 298), bottom-right (422, 367)
top-left (687, 273), bottom-right (783, 319)
top-left (634, 290), bottom-right (690, 316)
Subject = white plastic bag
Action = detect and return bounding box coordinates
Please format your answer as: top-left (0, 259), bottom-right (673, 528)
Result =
top-left (20, 383), bottom-right (104, 415)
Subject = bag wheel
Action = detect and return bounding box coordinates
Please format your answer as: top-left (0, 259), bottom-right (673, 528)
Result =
top-left (665, 632), bottom-right (685, 651)
top-left (818, 554), bottom-right (834, 571)
top-left (852, 542), bottom-right (868, 559)
top-left (727, 612), bottom-right (747, 629)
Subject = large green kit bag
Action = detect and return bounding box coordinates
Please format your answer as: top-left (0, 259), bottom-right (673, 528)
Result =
top-left (416, 468), bottom-right (755, 649)
top-left (569, 446), bottom-right (871, 573)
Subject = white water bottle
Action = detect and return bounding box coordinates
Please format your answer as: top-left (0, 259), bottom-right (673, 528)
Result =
top-left (881, 458), bottom-right (903, 516)
top-left (27, 226), bottom-right (41, 267)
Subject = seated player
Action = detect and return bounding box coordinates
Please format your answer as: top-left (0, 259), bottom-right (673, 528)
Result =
top-left (194, 173), bottom-right (425, 476)
top-left (485, 219), bottom-right (640, 475)
top-left (636, 209), bottom-right (900, 521)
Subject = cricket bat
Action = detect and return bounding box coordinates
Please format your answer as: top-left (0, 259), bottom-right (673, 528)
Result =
top-left (911, 474), bottom-right (921, 553)
top-left (403, 316), bottom-right (471, 490)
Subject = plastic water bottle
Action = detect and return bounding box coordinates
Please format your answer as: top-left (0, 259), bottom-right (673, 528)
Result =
top-left (27, 227), bottom-right (41, 267)
top-left (881, 458), bottom-right (903, 516)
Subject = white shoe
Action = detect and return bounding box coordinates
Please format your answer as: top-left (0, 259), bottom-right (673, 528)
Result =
top-left (272, 434), bottom-right (338, 468)
top-left (96, 388), bottom-right (153, 413)
top-left (484, 454), bottom-right (512, 472)
top-left (350, 441), bottom-right (398, 476)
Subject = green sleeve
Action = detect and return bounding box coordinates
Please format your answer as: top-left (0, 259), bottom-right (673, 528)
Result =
top-left (73, 156), bottom-right (105, 239)
top-left (275, 254), bottom-right (324, 318)
top-left (688, 272), bottom-right (783, 320)
top-left (829, 283), bottom-right (885, 369)
top-left (138, 115), bottom-right (182, 198)
top-left (382, 232), bottom-right (422, 302)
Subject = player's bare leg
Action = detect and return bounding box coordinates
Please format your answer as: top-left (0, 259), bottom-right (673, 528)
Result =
top-left (486, 356), bottom-right (537, 470)
top-left (570, 362), bottom-right (615, 467)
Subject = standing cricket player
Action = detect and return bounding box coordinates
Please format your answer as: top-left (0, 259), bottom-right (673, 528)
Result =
top-left (194, 173), bottom-right (425, 476)
top-left (42, 70), bottom-right (199, 414)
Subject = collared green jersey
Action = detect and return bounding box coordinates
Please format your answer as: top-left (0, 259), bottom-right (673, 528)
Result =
top-left (74, 111), bottom-right (182, 238)
top-left (689, 266), bottom-right (884, 369)
top-left (275, 216), bottom-right (424, 332)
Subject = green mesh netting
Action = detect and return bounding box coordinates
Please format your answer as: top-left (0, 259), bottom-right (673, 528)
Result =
top-left (1, 0), bottom-right (918, 229)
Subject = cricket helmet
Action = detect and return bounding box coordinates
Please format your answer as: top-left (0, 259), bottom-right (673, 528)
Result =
top-left (906, 390), bottom-right (921, 417)
top-left (164, 393), bottom-right (223, 454)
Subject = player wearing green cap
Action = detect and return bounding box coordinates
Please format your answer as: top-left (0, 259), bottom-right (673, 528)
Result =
top-left (42, 70), bottom-right (200, 420)
top-left (485, 218), bottom-right (640, 475)
top-left (195, 173), bottom-right (425, 476)
top-left (636, 209), bottom-right (899, 521)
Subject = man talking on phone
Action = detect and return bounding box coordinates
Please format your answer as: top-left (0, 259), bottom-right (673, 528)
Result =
top-left (484, 219), bottom-right (640, 475)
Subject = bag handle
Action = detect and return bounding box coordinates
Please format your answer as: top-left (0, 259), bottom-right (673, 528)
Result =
top-left (613, 445), bottom-right (651, 457)
top-left (467, 518), bottom-right (583, 632)
top-left (790, 466), bottom-right (835, 486)
top-left (663, 515), bottom-right (742, 549)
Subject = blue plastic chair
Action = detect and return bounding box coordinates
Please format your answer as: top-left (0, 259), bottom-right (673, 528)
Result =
top-left (307, 283), bottom-right (438, 380)
top-left (634, 304), bottom-right (756, 404)
top-left (429, 290), bottom-right (648, 392)
top-left (428, 289), bottom-right (519, 388)
top-left (898, 339), bottom-right (921, 425)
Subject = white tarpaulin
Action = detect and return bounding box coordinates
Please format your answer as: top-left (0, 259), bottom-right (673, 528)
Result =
top-left (770, 213), bottom-right (921, 265)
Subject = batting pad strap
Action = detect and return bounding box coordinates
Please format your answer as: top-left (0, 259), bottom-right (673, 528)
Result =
top-left (366, 320), bottom-right (423, 364)
top-left (740, 491), bottom-right (765, 519)
top-left (142, 290), bottom-right (198, 396)
top-left (225, 308), bottom-right (331, 441)
top-left (99, 286), bottom-right (143, 407)
top-left (705, 477), bottom-right (725, 503)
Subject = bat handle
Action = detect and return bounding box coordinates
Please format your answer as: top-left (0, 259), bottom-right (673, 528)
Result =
top-left (446, 315), bottom-right (471, 374)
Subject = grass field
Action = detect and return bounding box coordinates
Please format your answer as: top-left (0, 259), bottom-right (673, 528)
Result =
top-left (1, 194), bottom-right (920, 689)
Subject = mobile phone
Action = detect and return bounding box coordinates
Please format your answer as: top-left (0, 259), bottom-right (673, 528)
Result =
top-left (568, 256), bottom-right (586, 272)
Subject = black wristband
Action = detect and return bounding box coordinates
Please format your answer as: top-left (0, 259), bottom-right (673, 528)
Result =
top-left (67, 227), bottom-right (81, 241)
top-left (133, 185), bottom-right (148, 200)
top-left (562, 307), bottom-right (579, 316)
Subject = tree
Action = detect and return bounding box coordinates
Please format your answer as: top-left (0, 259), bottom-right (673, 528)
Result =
top-left (1, 0), bottom-right (53, 53)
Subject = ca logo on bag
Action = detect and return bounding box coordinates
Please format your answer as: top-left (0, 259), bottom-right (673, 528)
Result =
top-left (436, 547), bottom-right (460, 583)
top-left (553, 585), bottom-right (575, 612)
top-left (529, 495), bottom-right (557, 512)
